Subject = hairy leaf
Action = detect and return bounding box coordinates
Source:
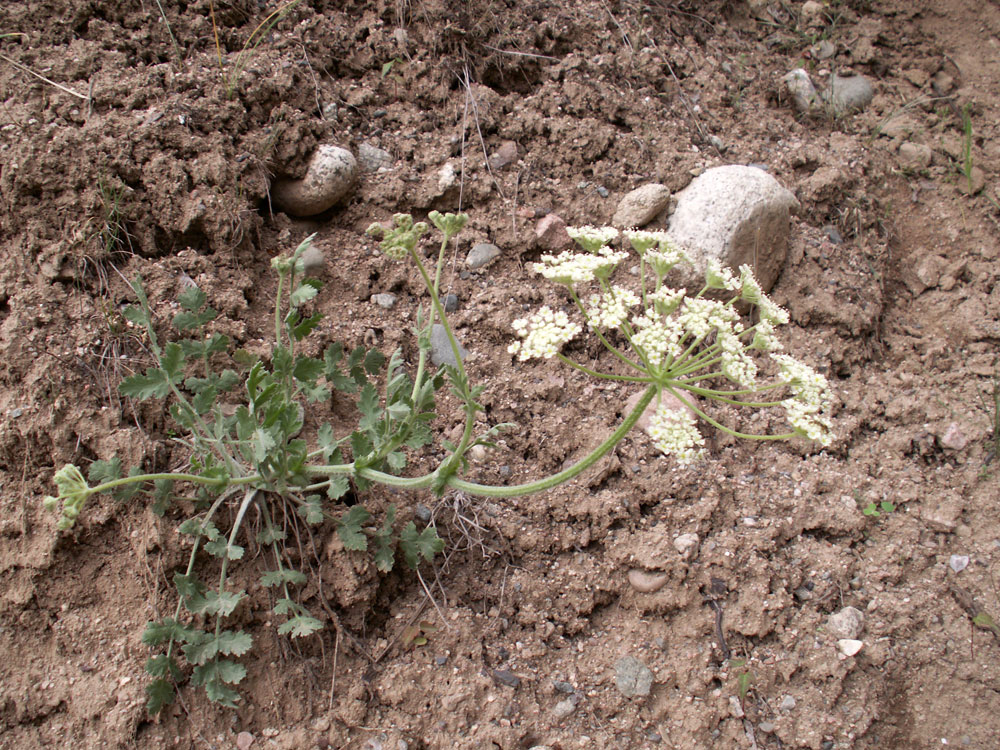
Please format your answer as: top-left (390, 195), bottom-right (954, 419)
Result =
top-left (145, 654), bottom-right (182, 680)
top-left (145, 677), bottom-right (175, 714)
top-left (120, 368), bottom-right (169, 400)
top-left (142, 618), bottom-right (195, 646)
top-left (260, 569), bottom-right (307, 587)
top-left (400, 522), bottom-right (444, 570)
top-left (278, 615), bottom-right (323, 638)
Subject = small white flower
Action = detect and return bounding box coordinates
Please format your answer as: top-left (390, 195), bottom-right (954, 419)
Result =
top-left (566, 225), bottom-right (619, 253)
top-left (646, 399), bottom-right (705, 465)
top-left (677, 298), bottom-right (740, 341)
top-left (584, 286), bottom-right (640, 330)
top-left (645, 241), bottom-right (691, 279)
top-left (531, 250), bottom-right (627, 286)
top-left (771, 353), bottom-right (834, 445)
top-left (738, 265), bottom-right (789, 325)
top-left (648, 286), bottom-right (686, 316)
top-left (624, 229), bottom-right (671, 256)
top-left (508, 306), bottom-right (582, 361)
top-left (718, 330), bottom-right (758, 387)
top-left (705, 259), bottom-right (740, 291)
top-left (630, 310), bottom-right (683, 368)
top-left (748, 319), bottom-right (783, 352)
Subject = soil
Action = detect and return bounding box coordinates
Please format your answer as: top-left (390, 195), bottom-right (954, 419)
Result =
top-left (2, 1), bottom-right (1000, 748)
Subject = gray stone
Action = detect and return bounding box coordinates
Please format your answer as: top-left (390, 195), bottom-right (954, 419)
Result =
top-left (492, 669), bottom-right (520, 688)
top-left (272, 145), bottom-right (357, 217)
top-left (813, 39), bottom-right (836, 60)
top-left (949, 554), bottom-right (970, 573)
top-left (430, 323), bottom-right (468, 368)
top-left (673, 533), bottom-right (700, 560)
top-left (822, 75), bottom-right (874, 116)
top-left (357, 142), bottom-right (393, 173)
top-left (466, 242), bottom-right (502, 269)
top-left (959, 166), bottom-right (986, 196)
top-left (827, 606), bottom-right (864, 640)
top-left (552, 698), bottom-right (576, 719)
top-left (667, 165), bottom-right (799, 292)
top-left (443, 293), bottom-right (459, 313)
top-left (898, 142), bottom-right (933, 170)
top-left (781, 695), bottom-right (796, 711)
top-left (553, 680), bottom-right (575, 694)
top-left (371, 293), bottom-right (397, 309)
top-left (612, 183), bottom-right (671, 228)
top-left (614, 656), bottom-right (654, 698)
top-left (782, 69), bottom-right (820, 114)
top-left (628, 569), bottom-right (669, 594)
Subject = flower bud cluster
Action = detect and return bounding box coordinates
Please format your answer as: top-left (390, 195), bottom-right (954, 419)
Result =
top-left (584, 286), bottom-right (640, 330)
top-left (531, 248), bottom-right (628, 286)
top-left (771, 354), bottom-right (834, 445)
top-left (42, 463), bottom-right (91, 530)
top-left (566, 225), bottom-right (620, 253)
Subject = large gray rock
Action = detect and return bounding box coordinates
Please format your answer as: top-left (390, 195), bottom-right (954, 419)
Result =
top-left (822, 74), bottom-right (874, 116)
top-left (272, 145), bottom-right (357, 217)
top-left (667, 165), bottom-right (799, 292)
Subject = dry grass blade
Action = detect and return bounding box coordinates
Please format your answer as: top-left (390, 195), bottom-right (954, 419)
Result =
top-left (0, 52), bottom-right (89, 101)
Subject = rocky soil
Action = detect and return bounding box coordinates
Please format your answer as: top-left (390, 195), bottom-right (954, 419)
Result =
top-left (1, 1), bottom-right (999, 748)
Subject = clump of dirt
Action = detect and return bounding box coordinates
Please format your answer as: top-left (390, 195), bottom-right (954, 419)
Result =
top-left (2, 1), bottom-right (1000, 748)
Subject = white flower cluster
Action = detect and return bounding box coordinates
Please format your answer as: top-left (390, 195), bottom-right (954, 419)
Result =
top-left (749, 319), bottom-right (782, 352)
top-left (705, 259), bottom-right (741, 291)
top-left (531, 249), bottom-right (628, 286)
top-left (771, 353), bottom-right (834, 445)
top-left (567, 225), bottom-right (620, 253)
top-left (646, 400), bottom-right (705, 465)
top-left (623, 229), bottom-right (671, 256)
top-left (508, 306), bottom-right (582, 361)
top-left (630, 311), bottom-right (683, 368)
top-left (718, 330), bottom-right (758, 387)
top-left (584, 285), bottom-right (640, 330)
top-left (738, 265), bottom-right (789, 324)
top-left (646, 243), bottom-right (692, 279)
top-left (676, 298), bottom-right (741, 341)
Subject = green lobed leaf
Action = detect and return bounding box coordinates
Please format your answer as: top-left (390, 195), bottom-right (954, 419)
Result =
top-left (161, 342), bottom-right (186, 384)
top-left (216, 630), bottom-right (252, 657)
top-left (173, 308), bottom-right (216, 331)
top-left (386, 451), bottom-right (406, 472)
top-left (358, 382), bottom-right (380, 433)
top-left (177, 286), bottom-right (207, 312)
top-left (298, 496), bottom-right (325, 525)
top-left (145, 654), bottom-right (182, 680)
top-left (145, 678), bottom-right (176, 714)
top-left (326, 475), bottom-right (350, 501)
top-left (400, 522), bottom-right (444, 570)
top-left (291, 312), bottom-right (323, 341)
top-left (364, 348), bottom-right (386, 375)
top-left (204, 539), bottom-right (245, 561)
top-left (293, 356), bottom-right (325, 385)
top-left (203, 678), bottom-right (241, 708)
top-left (121, 368), bottom-right (170, 400)
top-left (256, 525), bottom-right (286, 544)
top-left (373, 505), bottom-right (397, 573)
top-left (289, 279), bottom-right (321, 306)
top-left (152, 479), bottom-right (174, 516)
top-left (260, 569), bottom-right (307, 587)
top-left (338, 506), bottom-right (371, 551)
top-left (173, 573), bottom-right (206, 600)
top-left (278, 615), bottom-right (323, 638)
top-left (142, 618), bottom-right (195, 646)
top-left (273, 598), bottom-right (300, 616)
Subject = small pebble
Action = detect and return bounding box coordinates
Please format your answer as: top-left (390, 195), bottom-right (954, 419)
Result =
top-left (443, 293), bottom-right (459, 313)
top-left (673, 533), bottom-right (700, 560)
top-left (759, 722), bottom-right (775, 733)
top-left (837, 639), bottom-right (863, 657)
top-left (466, 242), bottom-right (501, 269)
top-left (596, 185), bottom-right (609, 198)
top-left (414, 504), bottom-right (431, 523)
top-left (435, 655), bottom-right (448, 666)
top-left (371, 293), bottom-right (397, 309)
top-left (493, 669), bottom-right (521, 688)
top-left (827, 606), bottom-right (865, 640)
top-left (552, 698), bottom-right (576, 719)
top-left (949, 555), bottom-right (970, 573)
top-left (236, 732), bottom-right (254, 750)
top-left (553, 680), bottom-right (575, 694)
top-left (628, 569), bottom-right (669, 594)
top-left (614, 656), bottom-right (653, 698)
top-left (781, 695), bottom-right (796, 711)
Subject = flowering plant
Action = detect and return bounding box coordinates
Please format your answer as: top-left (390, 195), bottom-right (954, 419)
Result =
top-left (510, 226), bottom-right (834, 464)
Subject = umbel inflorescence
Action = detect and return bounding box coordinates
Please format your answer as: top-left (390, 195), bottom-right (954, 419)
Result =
top-left (509, 225), bottom-right (835, 464)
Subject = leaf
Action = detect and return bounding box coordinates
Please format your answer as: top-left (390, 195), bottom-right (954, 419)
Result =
top-left (204, 539), bottom-right (245, 560)
top-left (260, 569), bottom-right (307, 587)
top-left (216, 630), bottom-right (253, 657)
top-left (142, 618), bottom-right (194, 646)
top-left (120, 368), bottom-right (169, 400)
top-left (350, 431), bottom-right (373, 464)
top-left (272, 598), bottom-right (300, 616)
top-left (173, 307), bottom-right (216, 330)
top-left (326, 475), bottom-right (350, 501)
top-left (386, 451), bottom-right (406, 471)
top-left (297, 496), bottom-right (325, 525)
top-left (293, 356), bottom-right (325, 385)
top-left (399, 522), bottom-right (444, 569)
top-left (152, 479), bottom-right (174, 516)
top-left (289, 279), bottom-right (320, 306)
top-left (364, 348), bottom-right (386, 375)
top-left (173, 573), bottom-right (206, 601)
top-left (338, 506), bottom-right (371, 551)
top-left (177, 286), bottom-right (207, 312)
top-left (253, 427), bottom-right (277, 463)
top-left (278, 615), bottom-right (323, 638)
top-left (188, 589), bottom-right (244, 617)
top-left (973, 611), bottom-right (1000, 636)
top-left (123, 304), bottom-right (149, 329)
top-left (256, 525), bottom-right (286, 544)
top-left (145, 655), bottom-right (181, 680)
top-left (291, 312), bottom-right (323, 341)
top-left (358, 382), bottom-right (380, 433)
top-left (88, 457), bottom-right (123, 485)
top-left (204, 679), bottom-right (241, 707)
top-left (161, 342), bottom-right (186, 384)
top-left (145, 678), bottom-right (176, 714)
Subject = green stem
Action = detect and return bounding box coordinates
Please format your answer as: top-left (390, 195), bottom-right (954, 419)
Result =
top-left (556, 353), bottom-right (652, 383)
top-left (567, 287), bottom-right (645, 372)
top-left (666, 386), bottom-right (796, 441)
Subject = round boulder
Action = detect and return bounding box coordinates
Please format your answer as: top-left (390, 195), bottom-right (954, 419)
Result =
top-left (272, 145), bottom-right (358, 217)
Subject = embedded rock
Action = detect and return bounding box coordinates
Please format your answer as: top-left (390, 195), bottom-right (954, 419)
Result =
top-left (467, 242), bottom-right (502, 269)
top-left (272, 145), bottom-right (357, 217)
top-left (535, 213), bottom-right (571, 251)
top-left (667, 165), bottom-right (799, 292)
top-left (827, 606), bottom-right (864, 640)
top-left (614, 656), bottom-right (653, 698)
top-left (783, 69), bottom-right (820, 114)
top-left (822, 74), bottom-right (874, 116)
top-left (628, 569), bottom-right (669, 594)
top-left (612, 183), bottom-right (671, 228)
top-left (357, 142), bottom-right (393, 172)
top-left (430, 324), bottom-right (467, 367)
